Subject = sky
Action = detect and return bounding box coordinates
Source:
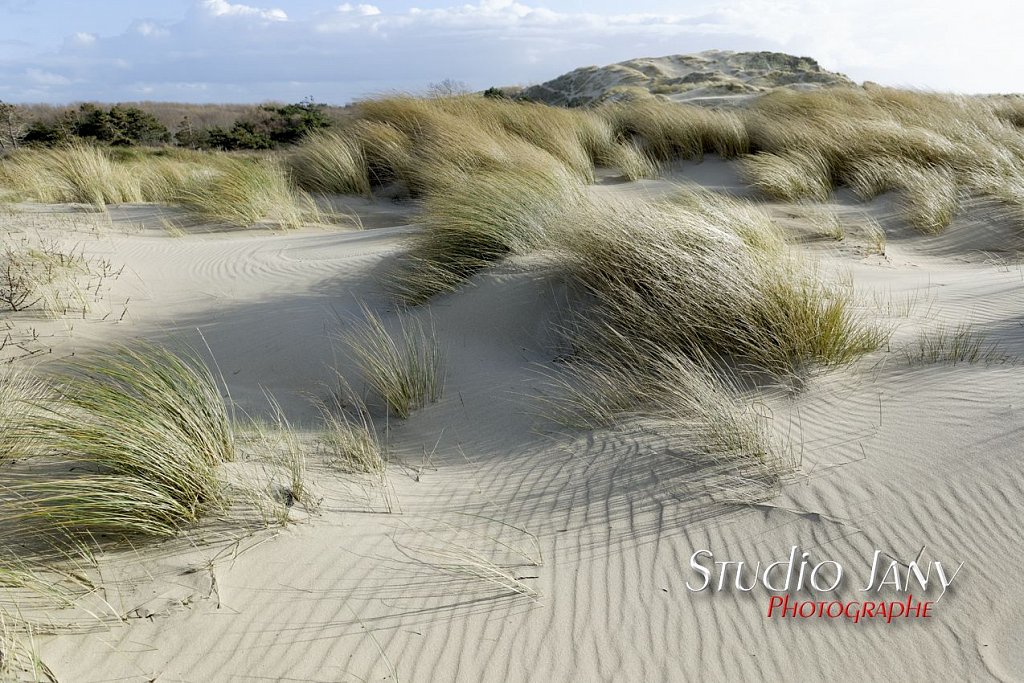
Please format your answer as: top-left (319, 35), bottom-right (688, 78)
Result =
top-left (0, 0), bottom-right (1021, 104)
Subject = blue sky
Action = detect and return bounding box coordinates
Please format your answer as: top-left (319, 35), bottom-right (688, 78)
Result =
top-left (0, 1), bottom-right (1021, 103)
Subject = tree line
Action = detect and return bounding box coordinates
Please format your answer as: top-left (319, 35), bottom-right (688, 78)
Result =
top-left (0, 98), bottom-right (334, 152)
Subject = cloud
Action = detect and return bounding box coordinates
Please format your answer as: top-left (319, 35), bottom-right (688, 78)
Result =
top-left (70, 32), bottom-right (97, 46)
top-left (134, 21), bottom-right (171, 38)
top-left (337, 3), bottom-right (380, 15)
top-left (25, 68), bottom-right (70, 86)
top-left (198, 0), bottom-right (287, 21)
top-left (0, 0), bottom-right (1021, 103)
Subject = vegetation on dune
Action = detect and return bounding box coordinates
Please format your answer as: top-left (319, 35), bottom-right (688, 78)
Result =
top-left (287, 95), bottom-right (704, 198)
top-left (599, 99), bottom-right (750, 162)
top-left (172, 156), bottom-right (319, 228)
top-left (7, 87), bottom-right (1017, 236)
top-left (390, 160), bottom-right (583, 303)
top-left (0, 144), bottom-right (147, 206)
top-left (553, 190), bottom-right (884, 375)
top-left (741, 87), bottom-right (1024, 232)
top-left (0, 145), bottom-right (320, 228)
top-left (0, 342), bottom-right (357, 551)
top-left (288, 130), bottom-right (371, 197)
top-left (343, 306), bottom-right (445, 419)
top-left (0, 345), bottom-right (235, 540)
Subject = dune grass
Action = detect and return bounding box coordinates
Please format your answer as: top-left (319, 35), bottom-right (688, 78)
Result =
top-left (551, 190), bottom-right (884, 376)
top-left (741, 87), bottom-right (1024, 233)
top-left (318, 401), bottom-right (387, 475)
top-left (0, 614), bottom-right (56, 683)
top-left (0, 145), bottom-right (324, 229)
top-left (599, 99), bottom-right (750, 162)
top-left (390, 160), bottom-right (583, 304)
top-left (172, 156), bottom-right (319, 228)
top-left (287, 94), bottom-right (683, 200)
top-left (740, 150), bottom-right (833, 202)
top-left (0, 344), bottom-right (235, 541)
top-left (0, 144), bottom-right (145, 207)
top-left (904, 324), bottom-right (1009, 366)
top-left (0, 366), bottom-right (45, 464)
top-left (288, 130), bottom-right (372, 197)
top-left (542, 343), bottom-right (781, 464)
top-left (344, 306), bottom-right (445, 419)
top-left (533, 189), bottom-right (881, 473)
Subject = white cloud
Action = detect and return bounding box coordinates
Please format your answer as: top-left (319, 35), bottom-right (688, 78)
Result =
top-left (200, 0), bottom-right (287, 21)
top-left (2, 0), bottom-right (1023, 103)
top-left (26, 68), bottom-right (70, 85)
top-left (337, 3), bottom-right (381, 15)
top-left (71, 32), bottom-right (97, 46)
top-left (135, 22), bottom-right (170, 38)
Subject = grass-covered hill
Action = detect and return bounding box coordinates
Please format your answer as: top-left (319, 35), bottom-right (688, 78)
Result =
top-left (520, 50), bottom-right (856, 107)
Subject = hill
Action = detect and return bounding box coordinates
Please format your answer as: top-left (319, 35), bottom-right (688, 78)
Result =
top-left (520, 50), bottom-right (856, 106)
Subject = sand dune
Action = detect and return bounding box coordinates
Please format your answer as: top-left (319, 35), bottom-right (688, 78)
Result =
top-left (522, 50), bottom-right (854, 107)
top-left (0, 156), bottom-right (1017, 681)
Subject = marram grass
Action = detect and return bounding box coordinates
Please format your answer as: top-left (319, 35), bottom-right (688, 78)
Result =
top-left (389, 159), bottom-right (583, 304)
top-left (173, 156), bottom-right (320, 229)
top-left (0, 344), bottom-right (235, 540)
top-left (344, 306), bottom-right (445, 419)
top-left (551, 190), bottom-right (886, 376)
top-left (288, 130), bottom-right (372, 197)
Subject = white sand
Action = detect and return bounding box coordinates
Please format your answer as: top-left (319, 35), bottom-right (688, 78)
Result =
top-left (4, 161), bottom-right (1023, 681)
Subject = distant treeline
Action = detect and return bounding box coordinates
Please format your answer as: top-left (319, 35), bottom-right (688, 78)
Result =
top-left (0, 98), bottom-right (349, 152)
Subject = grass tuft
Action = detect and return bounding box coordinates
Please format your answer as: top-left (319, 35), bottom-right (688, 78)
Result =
top-left (1, 344), bottom-right (235, 540)
top-left (289, 130), bottom-right (372, 197)
top-left (344, 306), bottom-right (445, 419)
top-left (172, 157), bottom-right (319, 228)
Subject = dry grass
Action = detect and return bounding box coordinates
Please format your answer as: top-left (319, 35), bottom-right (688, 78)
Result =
top-left (389, 160), bottom-right (583, 304)
top-left (0, 146), bottom-right (326, 229)
top-left (740, 151), bottom-right (833, 202)
top-left (0, 366), bottom-right (46, 464)
top-left (904, 324), bottom-right (1009, 366)
top-left (173, 156), bottom-right (320, 228)
top-left (0, 344), bottom-right (235, 541)
top-left (741, 87), bottom-right (1024, 233)
top-left (287, 94), bottom-right (691, 199)
top-left (288, 130), bottom-right (372, 197)
top-left (318, 401), bottom-right (387, 475)
top-left (344, 306), bottom-right (445, 419)
top-left (551, 190), bottom-right (885, 376)
top-left (599, 99), bottom-right (749, 162)
top-left (0, 145), bottom-right (144, 207)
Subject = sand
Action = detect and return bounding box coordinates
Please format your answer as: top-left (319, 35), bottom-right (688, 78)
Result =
top-left (3, 159), bottom-right (1023, 681)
